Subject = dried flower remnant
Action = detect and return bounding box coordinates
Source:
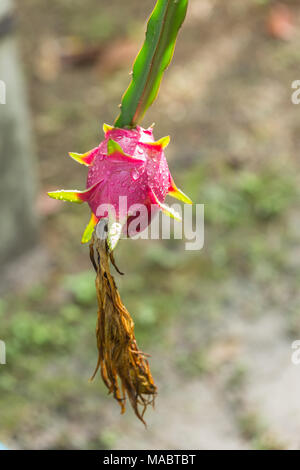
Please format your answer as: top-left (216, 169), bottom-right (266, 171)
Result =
top-left (89, 228), bottom-right (157, 424)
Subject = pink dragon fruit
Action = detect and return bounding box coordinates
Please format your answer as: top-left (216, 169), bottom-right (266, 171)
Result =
top-left (48, 124), bottom-right (192, 250)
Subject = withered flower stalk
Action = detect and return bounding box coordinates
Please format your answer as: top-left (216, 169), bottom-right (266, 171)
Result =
top-left (89, 231), bottom-right (157, 425)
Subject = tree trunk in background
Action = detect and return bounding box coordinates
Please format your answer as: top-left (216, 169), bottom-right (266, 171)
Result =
top-left (0, 0), bottom-right (37, 265)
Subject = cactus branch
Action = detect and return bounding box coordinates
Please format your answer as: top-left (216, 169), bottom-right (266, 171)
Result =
top-left (115, 0), bottom-right (189, 128)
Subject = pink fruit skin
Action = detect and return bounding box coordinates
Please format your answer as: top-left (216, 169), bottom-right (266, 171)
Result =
top-left (86, 126), bottom-right (171, 231)
top-left (48, 124), bottom-right (191, 244)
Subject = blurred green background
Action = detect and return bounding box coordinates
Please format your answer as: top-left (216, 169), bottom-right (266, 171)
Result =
top-left (1, 0), bottom-right (300, 450)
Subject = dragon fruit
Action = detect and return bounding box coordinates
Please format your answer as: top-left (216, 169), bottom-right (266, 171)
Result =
top-left (48, 124), bottom-right (192, 250)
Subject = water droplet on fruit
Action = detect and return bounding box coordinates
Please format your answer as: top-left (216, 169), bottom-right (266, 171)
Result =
top-left (131, 168), bottom-right (140, 181)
